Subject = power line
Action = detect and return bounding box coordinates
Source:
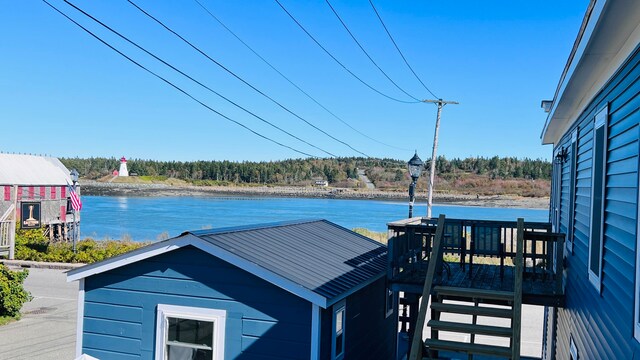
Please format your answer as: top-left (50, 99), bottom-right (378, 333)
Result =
top-left (369, 0), bottom-right (438, 99)
top-left (126, 0), bottom-right (371, 158)
top-left (41, 0), bottom-right (318, 158)
top-left (324, 0), bottom-right (421, 102)
top-left (192, 0), bottom-right (410, 152)
top-left (62, 0), bottom-right (338, 158)
top-left (274, 0), bottom-right (420, 104)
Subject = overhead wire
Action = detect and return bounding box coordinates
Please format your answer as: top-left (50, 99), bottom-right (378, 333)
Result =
top-left (62, 0), bottom-right (338, 158)
top-left (369, 0), bottom-right (438, 99)
top-left (192, 0), bottom-right (410, 152)
top-left (324, 0), bottom-right (421, 102)
top-left (273, 0), bottom-right (420, 104)
top-left (41, 0), bottom-right (319, 158)
top-left (126, 0), bottom-right (371, 158)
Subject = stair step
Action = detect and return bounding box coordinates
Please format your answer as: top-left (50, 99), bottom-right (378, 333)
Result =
top-left (427, 320), bottom-right (512, 337)
top-left (423, 338), bottom-right (512, 358)
top-left (434, 286), bottom-right (514, 301)
top-left (431, 303), bottom-right (513, 318)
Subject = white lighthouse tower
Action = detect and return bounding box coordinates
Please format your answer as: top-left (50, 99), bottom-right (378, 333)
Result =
top-left (119, 156), bottom-right (129, 177)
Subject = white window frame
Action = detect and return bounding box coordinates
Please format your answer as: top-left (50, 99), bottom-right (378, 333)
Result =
top-left (635, 166), bottom-right (640, 342)
top-left (588, 105), bottom-right (608, 291)
top-left (385, 287), bottom-right (394, 318)
top-left (331, 300), bottom-right (346, 360)
top-left (155, 304), bottom-right (226, 360)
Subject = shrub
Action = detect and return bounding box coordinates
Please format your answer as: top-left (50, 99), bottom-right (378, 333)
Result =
top-left (15, 229), bottom-right (149, 264)
top-left (0, 264), bottom-right (31, 318)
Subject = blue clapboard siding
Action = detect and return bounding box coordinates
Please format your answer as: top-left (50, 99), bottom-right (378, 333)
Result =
top-left (318, 277), bottom-right (396, 360)
top-left (551, 44), bottom-right (640, 359)
top-left (82, 246), bottom-right (311, 360)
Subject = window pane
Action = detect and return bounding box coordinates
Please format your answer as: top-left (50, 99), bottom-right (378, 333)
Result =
top-left (336, 333), bottom-right (343, 355)
top-left (168, 317), bottom-right (214, 347)
top-left (167, 344), bottom-right (213, 360)
top-left (336, 310), bottom-right (343, 332)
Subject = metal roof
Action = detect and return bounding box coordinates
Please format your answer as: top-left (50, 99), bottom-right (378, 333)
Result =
top-left (189, 219), bottom-right (387, 305)
top-left (0, 153), bottom-right (73, 186)
top-left (67, 219), bottom-right (387, 307)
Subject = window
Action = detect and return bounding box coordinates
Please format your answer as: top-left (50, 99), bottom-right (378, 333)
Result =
top-left (567, 130), bottom-right (578, 254)
top-left (156, 305), bottom-right (226, 360)
top-left (385, 287), bottom-right (394, 318)
top-left (588, 105), bottom-right (607, 291)
top-left (332, 300), bottom-right (346, 359)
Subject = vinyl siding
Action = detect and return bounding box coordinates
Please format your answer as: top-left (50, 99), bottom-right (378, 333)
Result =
top-left (551, 44), bottom-right (640, 359)
top-left (319, 277), bottom-right (396, 360)
top-left (81, 246), bottom-right (312, 360)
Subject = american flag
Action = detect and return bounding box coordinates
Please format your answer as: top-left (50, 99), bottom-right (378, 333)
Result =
top-left (67, 184), bottom-right (82, 211)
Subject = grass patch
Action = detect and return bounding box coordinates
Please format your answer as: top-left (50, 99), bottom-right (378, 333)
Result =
top-left (0, 315), bottom-right (19, 326)
top-left (352, 228), bottom-right (387, 244)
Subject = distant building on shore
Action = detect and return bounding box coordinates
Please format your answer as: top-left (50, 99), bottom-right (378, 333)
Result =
top-left (0, 153), bottom-right (80, 258)
top-left (118, 156), bottom-right (129, 177)
top-left (314, 179), bottom-right (329, 187)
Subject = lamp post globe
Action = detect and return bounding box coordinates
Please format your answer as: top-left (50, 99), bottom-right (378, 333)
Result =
top-left (70, 169), bottom-right (79, 184)
top-left (407, 152), bottom-right (423, 218)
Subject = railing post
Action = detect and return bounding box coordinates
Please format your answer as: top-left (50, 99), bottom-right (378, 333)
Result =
top-left (513, 218), bottom-right (524, 360)
top-left (409, 214), bottom-right (446, 360)
top-left (556, 234), bottom-right (565, 295)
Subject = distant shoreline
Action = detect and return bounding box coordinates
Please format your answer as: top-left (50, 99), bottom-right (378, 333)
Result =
top-left (80, 180), bottom-right (549, 209)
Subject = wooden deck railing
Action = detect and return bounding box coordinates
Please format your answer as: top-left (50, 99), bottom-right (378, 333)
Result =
top-left (387, 217), bottom-right (563, 290)
top-left (0, 204), bottom-right (16, 259)
top-left (408, 214), bottom-right (445, 360)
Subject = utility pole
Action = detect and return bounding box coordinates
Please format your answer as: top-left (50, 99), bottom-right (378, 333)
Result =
top-left (423, 99), bottom-right (458, 218)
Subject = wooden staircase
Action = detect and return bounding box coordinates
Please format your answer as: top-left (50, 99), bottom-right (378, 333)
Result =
top-left (409, 217), bottom-right (525, 360)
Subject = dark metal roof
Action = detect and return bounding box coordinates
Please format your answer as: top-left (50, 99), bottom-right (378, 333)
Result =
top-left (188, 219), bottom-right (387, 305)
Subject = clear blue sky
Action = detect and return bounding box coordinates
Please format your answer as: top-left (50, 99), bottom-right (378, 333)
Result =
top-left (0, 0), bottom-right (588, 162)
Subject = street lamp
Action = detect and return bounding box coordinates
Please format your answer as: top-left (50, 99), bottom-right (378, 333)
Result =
top-left (70, 169), bottom-right (79, 253)
top-left (407, 152), bottom-right (423, 218)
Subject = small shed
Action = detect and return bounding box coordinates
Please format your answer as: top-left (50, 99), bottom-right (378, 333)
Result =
top-left (67, 219), bottom-right (397, 360)
top-left (0, 153), bottom-right (79, 257)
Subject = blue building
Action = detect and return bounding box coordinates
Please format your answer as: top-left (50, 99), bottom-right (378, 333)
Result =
top-left (67, 219), bottom-right (396, 360)
top-left (541, 0), bottom-right (640, 358)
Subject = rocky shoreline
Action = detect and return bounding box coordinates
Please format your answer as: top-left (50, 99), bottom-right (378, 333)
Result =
top-left (80, 180), bottom-right (549, 209)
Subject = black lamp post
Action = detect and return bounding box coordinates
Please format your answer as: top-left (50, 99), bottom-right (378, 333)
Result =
top-left (407, 152), bottom-right (424, 218)
top-left (70, 169), bottom-right (79, 253)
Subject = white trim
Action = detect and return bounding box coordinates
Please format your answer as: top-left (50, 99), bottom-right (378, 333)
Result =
top-left (385, 287), bottom-right (394, 318)
top-left (331, 300), bottom-right (346, 360)
top-left (635, 158), bottom-right (640, 343)
top-left (67, 234), bottom-right (328, 308)
top-left (75, 278), bottom-right (85, 358)
top-left (588, 105), bottom-right (608, 292)
top-left (310, 304), bottom-right (321, 360)
top-left (570, 336), bottom-right (578, 360)
top-left (542, 1), bottom-right (640, 145)
top-left (155, 304), bottom-right (226, 360)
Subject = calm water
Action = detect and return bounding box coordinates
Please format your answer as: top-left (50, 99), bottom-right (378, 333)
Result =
top-left (79, 196), bottom-right (547, 241)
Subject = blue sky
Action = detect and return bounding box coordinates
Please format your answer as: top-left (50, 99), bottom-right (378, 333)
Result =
top-left (0, 0), bottom-right (588, 162)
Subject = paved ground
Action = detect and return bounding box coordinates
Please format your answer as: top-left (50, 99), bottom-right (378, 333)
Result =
top-left (0, 267), bottom-right (77, 360)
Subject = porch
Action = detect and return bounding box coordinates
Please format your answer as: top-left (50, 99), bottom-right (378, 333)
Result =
top-left (387, 215), bottom-right (565, 359)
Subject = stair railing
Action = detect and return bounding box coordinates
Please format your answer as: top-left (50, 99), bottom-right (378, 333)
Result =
top-left (409, 214), bottom-right (446, 360)
top-left (512, 218), bottom-right (525, 360)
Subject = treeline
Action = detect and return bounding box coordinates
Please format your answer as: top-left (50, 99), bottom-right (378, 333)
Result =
top-left (60, 156), bottom-right (551, 186)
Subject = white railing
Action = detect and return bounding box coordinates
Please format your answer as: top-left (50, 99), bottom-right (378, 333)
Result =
top-left (0, 204), bottom-right (16, 259)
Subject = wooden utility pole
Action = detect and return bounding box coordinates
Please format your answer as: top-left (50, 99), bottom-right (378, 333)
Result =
top-left (423, 99), bottom-right (458, 218)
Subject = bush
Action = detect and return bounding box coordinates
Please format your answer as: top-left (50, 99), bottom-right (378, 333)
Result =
top-left (0, 264), bottom-right (31, 318)
top-left (15, 228), bottom-right (148, 264)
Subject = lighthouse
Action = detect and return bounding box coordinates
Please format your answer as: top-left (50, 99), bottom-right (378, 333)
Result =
top-left (119, 156), bottom-right (129, 177)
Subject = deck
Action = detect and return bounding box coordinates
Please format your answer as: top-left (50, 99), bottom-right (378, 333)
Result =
top-left (391, 261), bottom-right (564, 307)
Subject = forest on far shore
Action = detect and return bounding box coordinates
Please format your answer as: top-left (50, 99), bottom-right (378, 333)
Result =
top-left (61, 156), bottom-right (552, 198)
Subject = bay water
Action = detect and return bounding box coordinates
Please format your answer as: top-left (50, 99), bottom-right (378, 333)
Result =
top-left (78, 196), bottom-right (547, 242)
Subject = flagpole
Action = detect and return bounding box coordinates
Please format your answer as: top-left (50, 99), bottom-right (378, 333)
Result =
top-left (70, 169), bottom-right (79, 253)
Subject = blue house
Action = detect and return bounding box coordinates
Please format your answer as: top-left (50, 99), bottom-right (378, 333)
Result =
top-left (66, 219), bottom-right (396, 360)
top-left (541, 0), bottom-right (640, 358)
